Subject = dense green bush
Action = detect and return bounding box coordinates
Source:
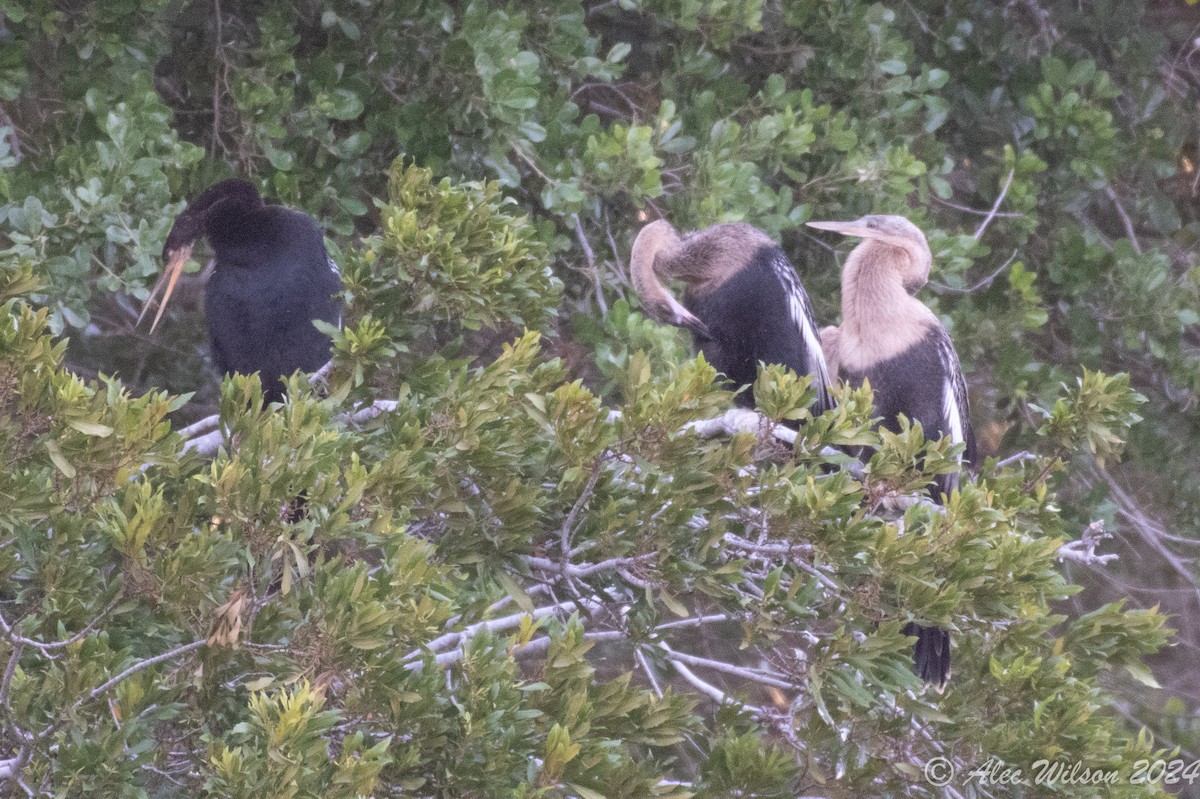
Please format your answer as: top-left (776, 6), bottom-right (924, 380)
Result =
top-left (2, 0), bottom-right (1198, 795)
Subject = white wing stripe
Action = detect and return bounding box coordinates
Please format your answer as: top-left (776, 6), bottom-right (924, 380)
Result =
top-left (935, 332), bottom-right (969, 463)
top-left (770, 254), bottom-right (832, 402)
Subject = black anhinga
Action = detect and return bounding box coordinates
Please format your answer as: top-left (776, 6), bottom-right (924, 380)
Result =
top-left (808, 213), bottom-right (977, 691)
top-left (630, 220), bottom-right (833, 413)
top-left (140, 179), bottom-right (342, 402)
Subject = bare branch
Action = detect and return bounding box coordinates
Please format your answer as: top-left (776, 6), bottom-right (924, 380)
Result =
top-left (176, 414), bottom-right (220, 439)
top-left (660, 643), bottom-right (797, 691)
top-left (62, 640), bottom-right (206, 723)
top-left (403, 596), bottom-right (607, 666)
top-left (1103, 185), bottom-right (1142, 254)
top-left (665, 648), bottom-right (767, 717)
top-left (973, 168), bottom-right (1016, 241)
top-left (683, 408), bottom-right (863, 477)
top-left (525, 553), bottom-right (655, 580)
top-left (993, 450), bottom-right (1038, 470)
top-left (1057, 520), bottom-right (1118, 566)
top-left (181, 397), bottom-right (398, 456)
top-left (573, 213), bottom-right (608, 315)
top-left (929, 250), bottom-right (1019, 295)
top-left (560, 460), bottom-right (605, 578)
top-left (932, 195), bottom-right (1023, 219)
top-left (0, 595), bottom-right (123, 655)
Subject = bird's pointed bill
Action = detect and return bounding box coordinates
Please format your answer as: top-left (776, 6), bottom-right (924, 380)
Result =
top-left (806, 219), bottom-right (879, 238)
top-left (662, 293), bottom-right (711, 338)
top-left (807, 219), bottom-right (910, 249)
top-left (139, 243), bottom-right (193, 333)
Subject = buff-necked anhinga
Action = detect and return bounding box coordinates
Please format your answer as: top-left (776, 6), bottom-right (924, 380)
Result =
top-left (808, 213), bottom-right (976, 691)
top-left (140, 180), bottom-right (342, 402)
top-left (630, 220), bottom-right (833, 413)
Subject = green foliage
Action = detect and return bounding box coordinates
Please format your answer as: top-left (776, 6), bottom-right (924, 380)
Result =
top-left (1, 0), bottom-right (1197, 795)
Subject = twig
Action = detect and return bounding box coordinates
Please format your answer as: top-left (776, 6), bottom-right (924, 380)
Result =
top-left (525, 553), bottom-right (654, 580)
top-left (0, 595), bottom-right (123, 654)
top-left (660, 643), bottom-right (796, 690)
top-left (60, 640), bottom-right (206, 725)
top-left (683, 409), bottom-right (861, 478)
top-left (403, 596), bottom-right (606, 665)
top-left (309, 359), bottom-right (335, 388)
top-left (1103, 185), bottom-right (1142, 254)
top-left (929, 250), bottom-right (1018, 295)
top-left (211, 0), bottom-right (226, 155)
top-left (636, 649), bottom-right (664, 698)
top-left (932, 195), bottom-right (1024, 218)
top-left (573, 214), bottom-right (608, 315)
top-left (182, 398), bottom-right (399, 456)
top-left (602, 206), bottom-right (628, 291)
top-left (665, 648), bottom-right (766, 717)
top-left (993, 450), bottom-right (1037, 469)
top-left (973, 168), bottom-right (1015, 241)
top-left (560, 459), bottom-right (604, 579)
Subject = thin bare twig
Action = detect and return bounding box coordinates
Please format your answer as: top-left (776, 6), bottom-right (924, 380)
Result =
top-left (573, 214), bottom-right (608, 315)
top-left (1103, 185), bottom-right (1142, 254)
top-left (932, 195), bottom-right (1024, 218)
top-left (973, 168), bottom-right (1016, 241)
top-left (929, 250), bottom-right (1019, 295)
top-left (60, 640), bottom-right (206, 726)
top-left (560, 459), bottom-right (605, 577)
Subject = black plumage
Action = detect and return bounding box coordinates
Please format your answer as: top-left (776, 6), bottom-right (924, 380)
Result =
top-left (838, 327), bottom-right (976, 498)
top-left (810, 213), bottom-right (977, 691)
top-left (630, 220), bottom-right (833, 413)
top-left (142, 179), bottom-right (342, 402)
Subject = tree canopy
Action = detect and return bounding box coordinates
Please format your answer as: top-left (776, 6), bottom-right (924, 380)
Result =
top-left (1, 1), bottom-right (1198, 796)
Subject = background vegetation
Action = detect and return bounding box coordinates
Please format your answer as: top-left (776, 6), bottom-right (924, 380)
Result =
top-left (1, 0), bottom-right (1198, 795)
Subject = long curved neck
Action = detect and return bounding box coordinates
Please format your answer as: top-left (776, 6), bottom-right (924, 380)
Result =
top-left (630, 221), bottom-right (683, 305)
top-left (840, 240), bottom-right (934, 365)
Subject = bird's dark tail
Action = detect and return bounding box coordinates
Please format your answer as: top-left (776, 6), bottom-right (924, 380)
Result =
top-left (904, 622), bottom-right (950, 691)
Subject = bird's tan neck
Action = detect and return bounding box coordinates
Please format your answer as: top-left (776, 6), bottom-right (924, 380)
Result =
top-left (655, 223), bottom-right (774, 296)
top-left (838, 241), bottom-right (936, 369)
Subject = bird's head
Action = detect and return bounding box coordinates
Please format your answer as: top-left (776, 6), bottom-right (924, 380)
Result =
top-left (807, 214), bottom-right (932, 292)
top-left (140, 180), bottom-right (263, 333)
top-left (629, 219), bottom-right (711, 338)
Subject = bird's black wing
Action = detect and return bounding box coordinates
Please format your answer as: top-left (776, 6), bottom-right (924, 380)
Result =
top-left (765, 250), bottom-right (833, 412)
top-left (933, 325), bottom-right (976, 470)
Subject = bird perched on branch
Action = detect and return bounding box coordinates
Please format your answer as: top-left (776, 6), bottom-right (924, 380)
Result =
top-left (630, 220), bottom-right (833, 414)
top-left (808, 213), bottom-right (977, 691)
top-left (140, 179), bottom-right (342, 402)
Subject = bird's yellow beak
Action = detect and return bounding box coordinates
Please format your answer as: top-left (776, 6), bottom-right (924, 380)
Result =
top-left (807, 218), bottom-right (910, 250)
top-left (806, 219), bottom-right (878, 238)
top-left (138, 243), bottom-right (193, 333)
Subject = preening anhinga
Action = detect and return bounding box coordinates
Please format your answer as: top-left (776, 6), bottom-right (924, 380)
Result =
top-left (630, 220), bottom-right (833, 413)
top-left (808, 213), bottom-right (976, 691)
top-left (140, 179), bottom-right (342, 402)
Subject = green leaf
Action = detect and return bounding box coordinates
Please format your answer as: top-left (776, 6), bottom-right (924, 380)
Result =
top-left (45, 440), bottom-right (76, 479)
top-left (67, 420), bottom-right (114, 437)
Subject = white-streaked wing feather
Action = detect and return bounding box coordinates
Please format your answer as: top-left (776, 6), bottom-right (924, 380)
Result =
top-left (769, 253), bottom-right (832, 407)
top-left (934, 327), bottom-right (970, 455)
top-left (328, 256), bottom-right (344, 329)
